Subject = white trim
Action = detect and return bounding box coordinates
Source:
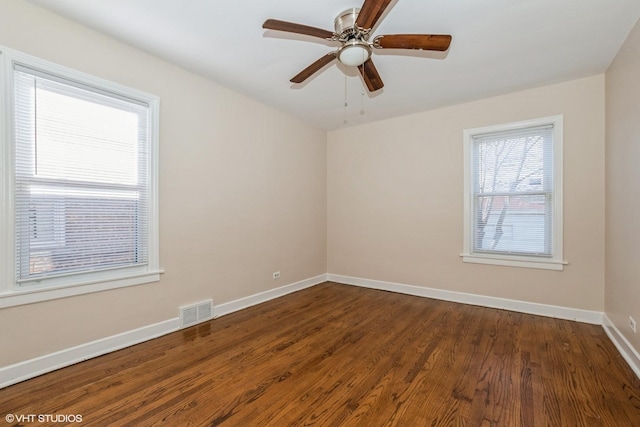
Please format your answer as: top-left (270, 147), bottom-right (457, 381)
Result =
top-left (0, 318), bottom-right (179, 389)
top-left (0, 44), bottom-right (161, 303)
top-left (214, 274), bottom-right (328, 318)
top-left (330, 273), bottom-right (640, 378)
top-left (462, 115), bottom-right (565, 270)
top-left (461, 253), bottom-right (567, 271)
top-left (4, 274), bottom-right (638, 390)
top-left (0, 48), bottom-right (15, 297)
top-left (5, 47), bottom-right (157, 106)
top-left (0, 270), bottom-right (164, 309)
top-left (602, 315), bottom-right (640, 379)
top-left (327, 273), bottom-right (602, 324)
top-left (0, 274), bottom-right (327, 388)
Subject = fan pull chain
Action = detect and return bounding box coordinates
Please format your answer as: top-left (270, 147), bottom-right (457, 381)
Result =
top-left (360, 47), bottom-right (366, 116)
top-left (344, 73), bottom-right (348, 107)
top-left (343, 74), bottom-right (348, 125)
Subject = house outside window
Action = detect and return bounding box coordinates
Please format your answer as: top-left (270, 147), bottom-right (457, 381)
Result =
top-left (462, 116), bottom-right (564, 270)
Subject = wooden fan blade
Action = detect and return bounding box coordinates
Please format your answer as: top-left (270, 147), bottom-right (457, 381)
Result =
top-left (375, 34), bottom-right (452, 51)
top-left (290, 53), bottom-right (337, 84)
top-left (358, 59), bottom-right (384, 92)
top-left (263, 19), bottom-right (335, 40)
top-left (356, 0), bottom-right (393, 30)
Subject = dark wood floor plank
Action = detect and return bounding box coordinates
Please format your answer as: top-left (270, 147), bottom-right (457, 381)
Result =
top-left (1, 282), bottom-right (639, 426)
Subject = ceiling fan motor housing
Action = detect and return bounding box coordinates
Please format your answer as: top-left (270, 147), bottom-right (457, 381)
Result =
top-left (334, 8), bottom-right (362, 39)
top-left (334, 8), bottom-right (372, 67)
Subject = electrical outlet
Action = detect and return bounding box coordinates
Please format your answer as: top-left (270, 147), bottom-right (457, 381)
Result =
top-left (630, 316), bottom-right (637, 334)
top-left (273, 271), bottom-right (280, 279)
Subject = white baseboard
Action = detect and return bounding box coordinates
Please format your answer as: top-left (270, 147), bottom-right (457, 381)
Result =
top-left (4, 273), bottom-right (636, 389)
top-left (214, 274), bottom-right (328, 318)
top-left (0, 274), bottom-right (328, 389)
top-left (0, 318), bottom-right (179, 389)
top-left (327, 274), bottom-right (603, 324)
top-left (602, 315), bottom-right (640, 379)
top-left (330, 274), bottom-right (639, 379)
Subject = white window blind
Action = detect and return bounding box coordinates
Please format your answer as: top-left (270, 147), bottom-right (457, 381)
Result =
top-left (13, 64), bottom-right (151, 284)
top-left (471, 124), bottom-right (554, 257)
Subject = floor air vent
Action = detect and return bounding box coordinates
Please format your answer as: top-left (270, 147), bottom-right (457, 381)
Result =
top-left (179, 299), bottom-right (213, 328)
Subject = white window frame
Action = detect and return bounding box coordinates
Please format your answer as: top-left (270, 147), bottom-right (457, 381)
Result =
top-left (0, 46), bottom-right (162, 308)
top-left (462, 115), bottom-right (565, 271)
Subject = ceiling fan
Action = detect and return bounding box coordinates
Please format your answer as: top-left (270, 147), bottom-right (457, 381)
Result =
top-left (262, 0), bottom-right (452, 92)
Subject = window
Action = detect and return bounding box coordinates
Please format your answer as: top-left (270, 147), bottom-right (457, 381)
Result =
top-left (1, 47), bottom-right (160, 307)
top-left (462, 116), bottom-right (564, 270)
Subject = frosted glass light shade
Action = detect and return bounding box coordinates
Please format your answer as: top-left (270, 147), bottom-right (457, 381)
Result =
top-left (337, 42), bottom-right (371, 67)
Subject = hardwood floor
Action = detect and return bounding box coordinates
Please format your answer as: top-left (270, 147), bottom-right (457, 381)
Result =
top-left (1, 282), bottom-right (639, 426)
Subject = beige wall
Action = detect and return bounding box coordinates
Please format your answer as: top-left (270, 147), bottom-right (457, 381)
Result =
top-left (0, 2), bottom-right (327, 366)
top-left (0, 0), bottom-right (622, 371)
top-left (328, 76), bottom-right (606, 310)
top-left (605, 18), bottom-right (640, 353)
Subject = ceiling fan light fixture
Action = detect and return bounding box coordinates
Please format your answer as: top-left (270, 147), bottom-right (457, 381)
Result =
top-left (337, 40), bottom-right (371, 67)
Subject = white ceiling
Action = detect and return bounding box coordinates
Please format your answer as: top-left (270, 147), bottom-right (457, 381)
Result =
top-left (27, 0), bottom-right (640, 130)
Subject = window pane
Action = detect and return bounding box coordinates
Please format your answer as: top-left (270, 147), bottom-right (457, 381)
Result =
top-left (474, 194), bottom-right (551, 255)
top-left (14, 66), bottom-right (150, 283)
top-left (474, 131), bottom-right (548, 194)
top-left (471, 125), bottom-right (553, 257)
top-left (23, 185), bottom-right (146, 278)
top-left (35, 87), bottom-right (141, 185)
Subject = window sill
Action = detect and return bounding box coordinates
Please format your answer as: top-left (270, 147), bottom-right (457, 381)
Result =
top-left (0, 270), bottom-right (164, 308)
top-left (461, 253), bottom-right (566, 271)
